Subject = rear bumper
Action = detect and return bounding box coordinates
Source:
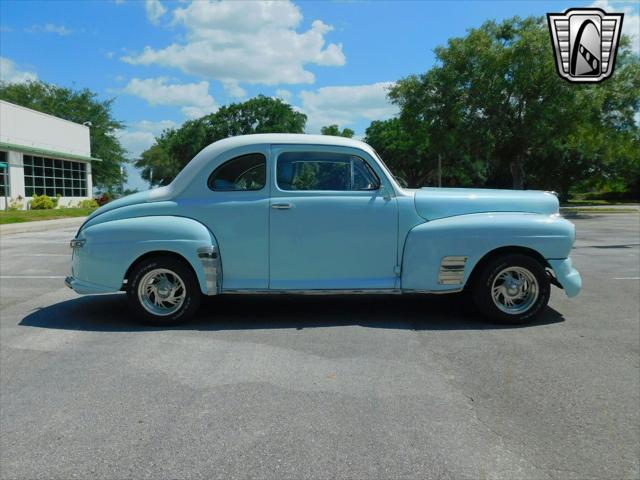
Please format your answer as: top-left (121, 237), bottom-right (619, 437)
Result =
top-left (547, 258), bottom-right (582, 298)
top-left (64, 276), bottom-right (118, 295)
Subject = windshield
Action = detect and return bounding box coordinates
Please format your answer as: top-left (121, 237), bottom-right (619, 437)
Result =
top-left (371, 149), bottom-right (408, 188)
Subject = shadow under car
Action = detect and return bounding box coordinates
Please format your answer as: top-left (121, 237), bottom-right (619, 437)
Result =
top-left (20, 292), bottom-right (565, 332)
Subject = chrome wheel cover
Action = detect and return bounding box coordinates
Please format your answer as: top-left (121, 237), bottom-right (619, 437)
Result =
top-left (137, 268), bottom-right (186, 316)
top-left (491, 266), bottom-right (539, 315)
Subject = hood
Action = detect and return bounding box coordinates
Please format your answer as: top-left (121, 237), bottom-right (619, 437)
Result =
top-left (413, 187), bottom-right (559, 221)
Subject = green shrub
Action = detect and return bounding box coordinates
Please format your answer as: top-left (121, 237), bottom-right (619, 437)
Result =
top-left (30, 194), bottom-right (55, 210)
top-left (78, 198), bottom-right (99, 209)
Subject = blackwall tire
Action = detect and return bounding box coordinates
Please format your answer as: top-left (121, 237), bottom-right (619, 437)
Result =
top-left (126, 256), bottom-right (202, 326)
top-left (472, 254), bottom-right (550, 325)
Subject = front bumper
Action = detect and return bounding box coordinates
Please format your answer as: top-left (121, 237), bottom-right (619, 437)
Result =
top-left (547, 257), bottom-right (582, 298)
top-left (64, 276), bottom-right (118, 295)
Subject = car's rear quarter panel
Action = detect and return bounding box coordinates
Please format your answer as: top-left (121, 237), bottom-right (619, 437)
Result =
top-left (73, 216), bottom-right (217, 294)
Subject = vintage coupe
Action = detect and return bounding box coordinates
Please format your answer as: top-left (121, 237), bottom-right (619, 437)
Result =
top-left (66, 134), bottom-right (581, 325)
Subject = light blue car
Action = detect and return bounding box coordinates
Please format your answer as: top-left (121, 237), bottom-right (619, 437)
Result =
top-left (66, 134), bottom-right (581, 325)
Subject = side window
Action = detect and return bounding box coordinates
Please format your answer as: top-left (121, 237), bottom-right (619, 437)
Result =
top-left (208, 153), bottom-right (266, 191)
top-left (277, 152), bottom-right (380, 191)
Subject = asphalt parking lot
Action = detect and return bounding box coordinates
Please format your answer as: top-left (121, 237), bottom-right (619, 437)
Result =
top-left (1, 214), bottom-right (638, 480)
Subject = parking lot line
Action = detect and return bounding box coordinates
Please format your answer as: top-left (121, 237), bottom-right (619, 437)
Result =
top-left (0, 275), bottom-right (66, 279)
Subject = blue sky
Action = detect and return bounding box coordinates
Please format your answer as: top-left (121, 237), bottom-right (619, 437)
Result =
top-left (1, 0), bottom-right (637, 191)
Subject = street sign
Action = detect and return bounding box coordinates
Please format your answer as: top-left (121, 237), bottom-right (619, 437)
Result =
top-left (0, 162), bottom-right (7, 169)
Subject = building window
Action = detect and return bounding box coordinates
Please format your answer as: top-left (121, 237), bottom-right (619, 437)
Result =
top-left (23, 155), bottom-right (87, 197)
top-left (0, 151), bottom-right (8, 197)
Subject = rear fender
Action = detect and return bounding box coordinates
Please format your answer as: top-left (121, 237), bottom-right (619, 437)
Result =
top-left (73, 216), bottom-right (220, 295)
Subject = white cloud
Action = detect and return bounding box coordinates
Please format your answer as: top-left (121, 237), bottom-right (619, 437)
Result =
top-left (275, 89), bottom-right (293, 102)
top-left (134, 119), bottom-right (178, 133)
top-left (27, 23), bottom-right (72, 35)
top-left (590, 0), bottom-right (640, 54)
top-left (221, 80), bottom-right (247, 99)
top-left (122, 0), bottom-right (345, 93)
top-left (117, 119), bottom-right (178, 159)
top-left (299, 82), bottom-right (397, 133)
top-left (145, 0), bottom-right (167, 25)
top-left (0, 57), bottom-right (37, 83)
top-left (122, 77), bottom-right (217, 118)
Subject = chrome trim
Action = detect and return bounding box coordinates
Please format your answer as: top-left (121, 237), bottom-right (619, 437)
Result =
top-left (222, 289), bottom-right (402, 295)
top-left (438, 256), bottom-right (468, 285)
top-left (221, 288), bottom-right (463, 295)
top-left (403, 288), bottom-right (464, 295)
top-left (197, 245), bottom-right (221, 295)
top-left (271, 203), bottom-right (293, 210)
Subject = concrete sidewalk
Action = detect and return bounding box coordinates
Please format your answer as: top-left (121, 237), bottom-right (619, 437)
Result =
top-left (0, 216), bottom-right (86, 236)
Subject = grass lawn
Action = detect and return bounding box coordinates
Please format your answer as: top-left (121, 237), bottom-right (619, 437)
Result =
top-left (0, 208), bottom-right (97, 224)
top-left (561, 207), bottom-right (638, 214)
top-left (564, 199), bottom-right (639, 206)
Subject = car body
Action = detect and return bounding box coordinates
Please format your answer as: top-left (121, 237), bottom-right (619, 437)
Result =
top-left (66, 134), bottom-right (581, 324)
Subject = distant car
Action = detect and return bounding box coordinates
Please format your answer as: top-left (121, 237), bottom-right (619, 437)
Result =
top-left (66, 134), bottom-right (581, 325)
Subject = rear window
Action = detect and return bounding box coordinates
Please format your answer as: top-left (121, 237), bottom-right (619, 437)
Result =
top-left (208, 153), bottom-right (266, 191)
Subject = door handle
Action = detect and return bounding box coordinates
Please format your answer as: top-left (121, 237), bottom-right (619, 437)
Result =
top-left (271, 202), bottom-right (293, 210)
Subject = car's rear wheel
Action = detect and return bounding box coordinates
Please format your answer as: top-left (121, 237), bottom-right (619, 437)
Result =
top-left (126, 256), bottom-right (202, 325)
top-left (472, 253), bottom-right (550, 324)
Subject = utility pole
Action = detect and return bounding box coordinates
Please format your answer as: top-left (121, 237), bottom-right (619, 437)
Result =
top-left (120, 165), bottom-right (125, 196)
top-left (437, 155), bottom-right (442, 187)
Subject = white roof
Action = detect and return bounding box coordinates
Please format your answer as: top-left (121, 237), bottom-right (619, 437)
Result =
top-left (150, 134), bottom-right (382, 201)
top-left (203, 133), bottom-right (369, 150)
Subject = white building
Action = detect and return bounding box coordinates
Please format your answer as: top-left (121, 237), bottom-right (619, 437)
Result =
top-left (0, 100), bottom-right (98, 209)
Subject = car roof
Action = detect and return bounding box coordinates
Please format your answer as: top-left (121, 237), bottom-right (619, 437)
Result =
top-left (207, 133), bottom-right (369, 150)
top-left (150, 134), bottom-right (382, 201)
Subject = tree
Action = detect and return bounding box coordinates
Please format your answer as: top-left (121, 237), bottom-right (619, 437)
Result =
top-left (137, 95), bottom-right (307, 185)
top-left (0, 80), bottom-right (127, 190)
top-left (321, 124), bottom-right (355, 138)
top-left (364, 118), bottom-right (429, 187)
top-left (389, 17), bottom-right (639, 194)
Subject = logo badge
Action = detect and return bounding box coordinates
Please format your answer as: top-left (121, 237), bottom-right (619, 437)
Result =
top-left (547, 8), bottom-right (623, 83)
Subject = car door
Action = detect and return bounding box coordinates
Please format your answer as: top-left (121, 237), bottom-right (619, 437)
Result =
top-left (203, 147), bottom-right (270, 290)
top-left (269, 145), bottom-right (399, 290)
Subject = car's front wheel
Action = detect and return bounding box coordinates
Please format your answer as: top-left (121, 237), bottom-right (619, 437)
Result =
top-left (472, 253), bottom-right (550, 324)
top-left (126, 256), bottom-right (202, 325)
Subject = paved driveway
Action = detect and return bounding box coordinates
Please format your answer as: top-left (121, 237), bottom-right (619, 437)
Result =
top-left (1, 214), bottom-right (638, 479)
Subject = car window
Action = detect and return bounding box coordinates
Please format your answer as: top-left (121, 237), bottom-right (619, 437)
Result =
top-left (209, 153), bottom-right (266, 191)
top-left (277, 152), bottom-right (379, 191)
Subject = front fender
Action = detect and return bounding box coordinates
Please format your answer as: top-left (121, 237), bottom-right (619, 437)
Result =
top-left (401, 212), bottom-right (576, 292)
top-left (71, 216), bottom-right (219, 295)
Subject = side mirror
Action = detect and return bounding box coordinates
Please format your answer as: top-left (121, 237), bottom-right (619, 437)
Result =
top-left (379, 185), bottom-right (391, 201)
